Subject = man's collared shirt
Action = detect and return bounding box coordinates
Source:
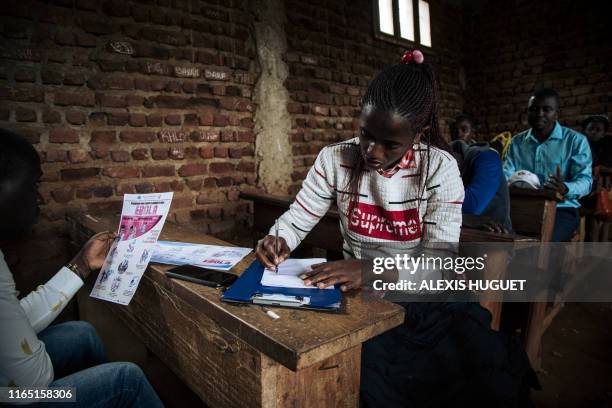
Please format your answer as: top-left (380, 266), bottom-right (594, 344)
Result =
top-left (503, 122), bottom-right (592, 208)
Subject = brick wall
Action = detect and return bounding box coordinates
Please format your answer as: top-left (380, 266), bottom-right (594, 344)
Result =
top-left (0, 0), bottom-right (258, 292)
top-left (463, 0), bottom-right (611, 138)
top-left (284, 0), bottom-right (466, 194)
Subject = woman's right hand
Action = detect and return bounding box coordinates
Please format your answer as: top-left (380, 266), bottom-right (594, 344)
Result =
top-left (256, 235), bottom-right (290, 270)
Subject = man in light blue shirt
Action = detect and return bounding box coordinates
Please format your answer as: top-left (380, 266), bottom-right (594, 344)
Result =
top-left (503, 88), bottom-right (592, 241)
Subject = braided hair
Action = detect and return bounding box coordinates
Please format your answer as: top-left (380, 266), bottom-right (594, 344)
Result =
top-left (346, 51), bottom-right (448, 216)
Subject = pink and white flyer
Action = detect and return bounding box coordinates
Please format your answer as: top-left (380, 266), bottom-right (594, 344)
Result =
top-left (90, 192), bottom-right (173, 305)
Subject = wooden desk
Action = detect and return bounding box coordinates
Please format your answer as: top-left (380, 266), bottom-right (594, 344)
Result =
top-left (509, 186), bottom-right (563, 243)
top-left (240, 192), bottom-right (536, 331)
top-left (509, 187), bottom-right (565, 367)
top-left (67, 213), bottom-right (404, 408)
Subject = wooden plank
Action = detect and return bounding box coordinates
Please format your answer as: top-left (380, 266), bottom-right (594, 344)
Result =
top-left (261, 346), bottom-right (361, 408)
top-left (67, 212), bottom-right (405, 372)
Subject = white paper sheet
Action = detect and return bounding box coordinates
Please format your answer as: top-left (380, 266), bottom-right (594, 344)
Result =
top-left (150, 241), bottom-right (252, 270)
top-left (90, 192), bottom-right (173, 305)
top-left (261, 258), bottom-right (333, 290)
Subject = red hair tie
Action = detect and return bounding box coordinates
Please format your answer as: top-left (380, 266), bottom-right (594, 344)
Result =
top-left (401, 50), bottom-right (424, 64)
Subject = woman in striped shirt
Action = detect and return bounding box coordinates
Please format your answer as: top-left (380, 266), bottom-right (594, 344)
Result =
top-left (256, 50), bottom-right (538, 407)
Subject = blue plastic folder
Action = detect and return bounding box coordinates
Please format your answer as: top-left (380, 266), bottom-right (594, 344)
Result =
top-left (221, 260), bottom-right (341, 312)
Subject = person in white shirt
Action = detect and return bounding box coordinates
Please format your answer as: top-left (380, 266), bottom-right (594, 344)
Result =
top-left (0, 129), bottom-right (164, 407)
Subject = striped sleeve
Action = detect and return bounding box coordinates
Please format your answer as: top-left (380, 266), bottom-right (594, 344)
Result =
top-left (269, 147), bottom-right (337, 251)
top-left (421, 153), bottom-right (464, 244)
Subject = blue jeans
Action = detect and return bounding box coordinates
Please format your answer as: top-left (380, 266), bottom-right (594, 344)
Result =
top-left (552, 207), bottom-right (580, 242)
top-left (34, 321), bottom-right (163, 408)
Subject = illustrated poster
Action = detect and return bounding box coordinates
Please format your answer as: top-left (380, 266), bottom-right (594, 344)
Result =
top-left (90, 192), bottom-right (173, 305)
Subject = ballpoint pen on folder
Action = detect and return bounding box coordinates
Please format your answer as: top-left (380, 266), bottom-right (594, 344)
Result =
top-left (274, 219), bottom-right (279, 273)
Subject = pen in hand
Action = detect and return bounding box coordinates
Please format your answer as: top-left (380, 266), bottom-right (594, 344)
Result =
top-left (274, 219), bottom-right (279, 273)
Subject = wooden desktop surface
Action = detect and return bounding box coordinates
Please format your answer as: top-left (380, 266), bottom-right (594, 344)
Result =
top-left (67, 212), bottom-right (405, 407)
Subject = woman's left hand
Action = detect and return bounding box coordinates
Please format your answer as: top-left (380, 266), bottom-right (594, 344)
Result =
top-left (301, 259), bottom-right (364, 292)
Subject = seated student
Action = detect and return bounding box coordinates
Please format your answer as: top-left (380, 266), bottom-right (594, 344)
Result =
top-left (449, 113), bottom-right (476, 143)
top-left (450, 140), bottom-right (512, 233)
top-left (0, 129), bottom-right (163, 408)
top-left (256, 50), bottom-right (538, 407)
top-left (503, 88), bottom-right (592, 242)
top-left (583, 114), bottom-right (611, 173)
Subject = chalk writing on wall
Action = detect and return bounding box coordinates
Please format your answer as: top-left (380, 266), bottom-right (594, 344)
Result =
top-left (108, 41), bottom-right (134, 55)
top-left (146, 62), bottom-right (171, 75)
top-left (159, 129), bottom-right (188, 143)
top-left (174, 66), bottom-right (200, 78)
top-left (204, 69), bottom-right (229, 81)
top-left (301, 56), bottom-right (317, 65)
top-left (0, 47), bottom-right (40, 61)
top-left (204, 9), bottom-right (225, 20)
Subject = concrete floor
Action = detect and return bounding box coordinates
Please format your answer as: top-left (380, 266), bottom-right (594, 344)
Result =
top-left (87, 301), bottom-right (612, 407)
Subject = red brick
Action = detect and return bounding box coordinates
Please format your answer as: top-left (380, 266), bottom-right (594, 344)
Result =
top-left (119, 131), bottom-right (156, 143)
top-left (210, 162), bottom-right (234, 173)
top-left (199, 147), bottom-right (214, 159)
top-left (69, 149), bottom-right (89, 163)
top-left (129, 113), bottom-right (146, 127)
top-left (184, 113), bottom-right (198, 126)
top-left (186, 178), bottom-right (203, 190)
top-left (10, 88), bottom-right (44, 103)
top-left (135, 182), bottom-right (154, 193)
top-left (236, 131), bottom-right (254, 142)
top-left (111, 150), bottom-right (130, 162)
top-left (178, 164), bottom-right (208, 177)
top-left (94, 186), bottom-right (113, 198)
top-left (42, 70), bottom-right (63, 85)
top-left (103, 166), bottom-right (140, 178)
top-left (229, 148), bottom-right (243, 158)
top-left (64, 72), bottom-right (87, 86)
top-left (213, 114), bottom-right (228, 126)
top-left (217, 176), bottom-right (233, 187)
top-left (212, 85), bottom-right (225, 96)
top-left (147, 114), bottom-right (163, 126)
top-left (126, 95), bottom-right (144, 106)
top-left (237, 161), bottom-right (255, 172)
top-left (90, 131), bottom-right (116, 144)
top-left (116, 184), bottom-right (135, 195)
top-left (214, 147), bottom-right (228, 158)
top-left (142, 165), bottom-right (175, 178)
top-left (66, 110), bottom-right (86, 125)
top-left (220, 131), bottom-right (234, 142)
top-left (50, 128), bottom-right (79, 143)
top-left (151, 148), bottom-right (169, 160)
top-left (41, 109), bottom-right (60, 123)
top-left (54, 92), bottom-right (94, 106)
top-left (132, 148), bottom-right (148, 160)
top-left (203, 177), bottom-right (217, 188)
top-left (89, 112), bottom-right (107, 126)
top-left (199, 111), bottom-right (214, 125)
top-left (45, 150), bottom-right (68, 162)
top-left (107, 112), bottom-right (129, 125)
top-left (165, 114), bottom-right (182, 125)
top-left (15, 68), bottom-right (36, 82)
top-left (15, 107), bottom-right (36, 122)
top-left (97, 94), bottom-right (126, 108)
top-left (61, 167), bottom-right (99, 180)
top-left (76, 32), bottom-right (97, 47)
top-left (51, 187), bottom-right (74, 203)
top-left (76, 186), bottom-right (94, 199)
